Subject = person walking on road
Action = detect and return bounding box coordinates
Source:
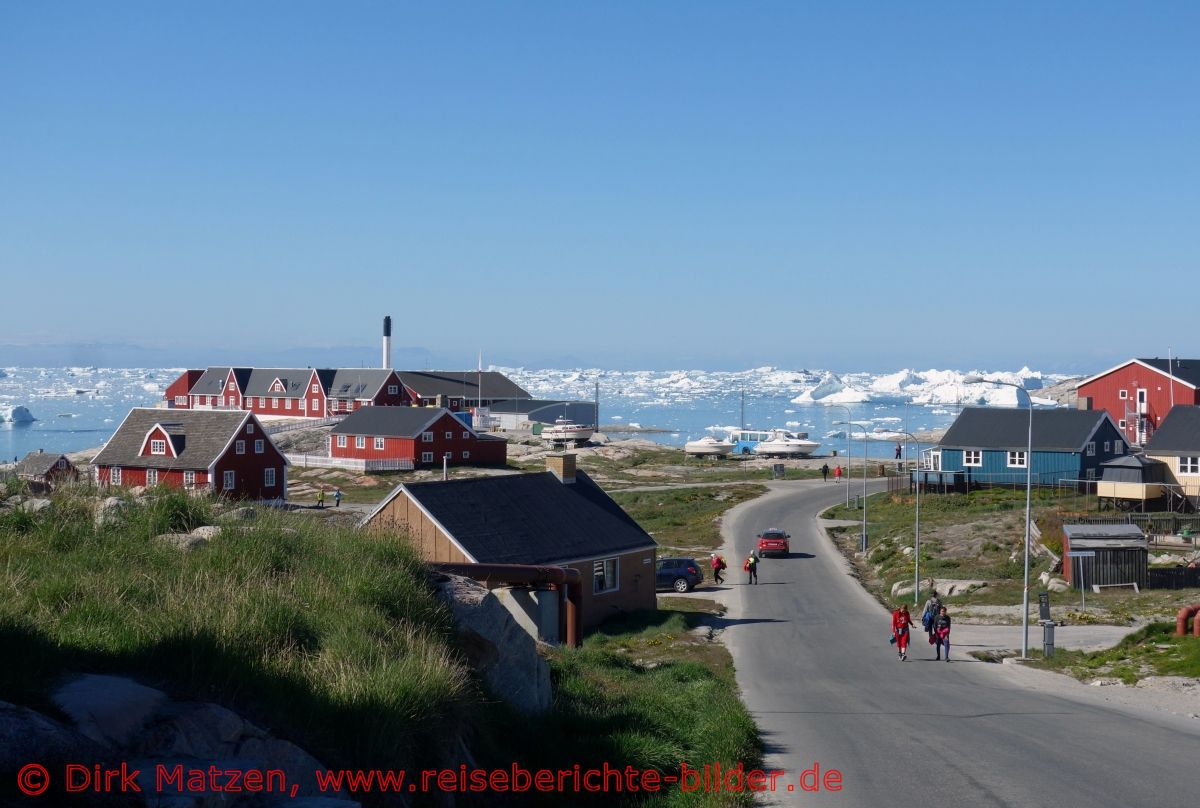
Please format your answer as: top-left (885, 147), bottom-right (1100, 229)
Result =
top-left (833, 464), bottom-right (843, 483)
top-left (891, 604), bottom-right (914, 661)
top-left (316, 488), bottom-right (325, 509)
top-left (333, 487), bottom-right (342, 507)
top-left (744, 553), bottom-right (759, 585)
top-left (933, 606), bottom-right (952, 661)
top-left (820, 463), bottom-right (830, 482)
top-left (921, 590), bottom-right (943, 638)
top-left (711, 553), bottom-right (726, 584)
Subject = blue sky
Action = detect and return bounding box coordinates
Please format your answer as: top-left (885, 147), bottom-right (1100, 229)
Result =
top-left (2, 2), bottom-right (1197, 371)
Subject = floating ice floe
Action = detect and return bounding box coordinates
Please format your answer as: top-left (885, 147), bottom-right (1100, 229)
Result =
top-left (0, 405), bottom-right (36, 423)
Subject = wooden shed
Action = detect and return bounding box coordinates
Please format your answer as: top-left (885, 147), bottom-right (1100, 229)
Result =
top-left (1061, 524), bottom-right (1148, 590)
top-left (1096, 454), bottom-right (1170, 510)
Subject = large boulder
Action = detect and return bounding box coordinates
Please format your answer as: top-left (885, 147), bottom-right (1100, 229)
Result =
top-left (189, 525), bottom-right (222, 541)
top-left (435, 574), bottom-right (552, 714)
top-left (52, 675), bottom-right (168, 747)
top-left (0, 701), bottom-right (108, 773)
top-left (1047, 577), bottom-right (1071, 593)
top-left (156, 532), bottom-right (209, 551)
top-left (20, 497), bottom-right (52, 514)
top-left (94, 496), bottom-right (128, 528)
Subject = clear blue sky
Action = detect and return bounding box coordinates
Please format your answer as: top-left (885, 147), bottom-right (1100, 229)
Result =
top-left (2, 2), bottom-right (1197, 371)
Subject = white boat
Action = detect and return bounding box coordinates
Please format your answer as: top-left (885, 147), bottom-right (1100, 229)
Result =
top-left (540, 416), bottom-right (595, 444)
top-left (752, 429), bottom-right (821, 458)
top-left (684, 435), bottom-right (735, 456)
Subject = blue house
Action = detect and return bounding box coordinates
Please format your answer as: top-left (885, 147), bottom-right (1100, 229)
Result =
top-left (922, 407), bottom-right (1128, 489)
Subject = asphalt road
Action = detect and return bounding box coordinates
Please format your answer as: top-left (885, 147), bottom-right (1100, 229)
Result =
top-left (721, 480), bottom-right (1200, 807)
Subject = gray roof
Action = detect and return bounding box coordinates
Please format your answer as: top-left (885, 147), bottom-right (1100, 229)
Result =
top-left (1137, 358), bottom-right (1200, 388)
top-left (1144, 406), bottom-right (1200, 455)
top-left (395, 371), bottom-right (530, 401)
top-left (92, 408), bottom-right (254, 470)
top-left (939, 407), bottom-right (1113, 452)
top-left (327, 369), bottom-right (395, 400)
top-left (331, 407), bottom-right (459, 438)
top-left (243, 368), bottom-right (319, 398)
top-left (14, 451), bottom-right (71, 478)
top-left (1063, 524), bottom-right (1147, 540)
top-left (370, 470), bottom-right (656, 565)
top-left (1098, 453), bottom-right (1168, 483)
top-left (190, 367), bottom-right (235, 397)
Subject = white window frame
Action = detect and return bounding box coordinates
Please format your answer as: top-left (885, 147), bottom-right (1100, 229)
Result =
top-left (264, 467), bottom-right (276, 487)
top-left (150, 439), bottom-right (167, 455)
top-left (1103, 441), bottom-right (1110, 453)
top-left (445, 431), bottom-right (453, 440)
top-left (146, 468), bottom-right (158, 486)
top-left (174, 395), bottom-right (187, 406)
top-left (285, 398), bottom-right (292, 410)
top-left (1006, 451), bottom-right (1027, 469)
top-left (963, 450), bottom-right (982, 467)
top-left (337, 435), bottom-right (347, 448)
top-left (462, 450), bottom-right (470, 460)
top-left (111, 466), bottom-right (122, 485)
top-left (593, 557), bottom-right (619, 594)
top-left (421, 451), bottom-right (434, 463)
top-left (258, 397), bottom-right (266, 407)
top-left (246, 423), bottom-right (254, 434)
top-left (387, 384), bottom-right (398, 395)
top-left (462, 431), bottom-right (471, 440)
top-left (300, 398), bottom-right (307, 411)
top-left (443, 451), bottom-right (453, 459)
top-left (1118, 389), bottom-right (1128, 400)
top-left (1086, 442), bottom-right (1096, 457)
top-left (1119, 419), bottom-right (1127, 429)
top-left (1114, 442), bottom-right (1124, 455)
top-left (255, 439), bottom-right (264, 454)
top-left (312, 398), bottom-right (320, 411)
top-left (422, 432), bottom-right (434, 443)
top-left (355, 436), bottom-right (366, 449)
top-left (235, 440), bottom-right (245, 455)
top-left (311, 384), bottom-right (319, 393)
top-left (374, 437), bottom-right (385, 450)
top-left (183, 470), bottom-right (195, 488)
top-left (1180, 457), bottom-right (1200, 475)
top-left (223, 470), bottom-right (235, 490)
top-left (271, 398), bottom-right (280, 408)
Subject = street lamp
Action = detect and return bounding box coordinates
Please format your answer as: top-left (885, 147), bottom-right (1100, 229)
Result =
top-left (827, 405), bottom-right (853, 507)
top-left (965, 375), bottom-right (1034, 658)
top-left (834, 419), bottom-right (871, 553)
top-left (894, 429), bottom-right (922, 606)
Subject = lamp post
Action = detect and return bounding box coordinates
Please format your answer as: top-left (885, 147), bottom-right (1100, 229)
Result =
top-left (834, 419), bottom-right (871, 552)
top-left (828, 404), bottom-right (853, 507)
top-left (894, 429), bottom-right (922, 606)
top-left (965, 375), bottom-right (1034, 658)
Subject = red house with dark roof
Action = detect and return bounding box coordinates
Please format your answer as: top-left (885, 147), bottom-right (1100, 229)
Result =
top-left (165, 367), bottom-right (411, 417)
top-left (329, 407), bottom-right (507, 468)
top-left (1076, 358), bottom-right (1200, 447)
top-left (92, 408), bottom-right (288, 499)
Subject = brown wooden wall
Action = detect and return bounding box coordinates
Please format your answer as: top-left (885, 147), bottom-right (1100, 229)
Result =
top-left (365, 490), bottom-right (471, 563)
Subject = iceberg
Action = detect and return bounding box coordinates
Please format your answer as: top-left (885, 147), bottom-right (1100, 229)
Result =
top-left (0, 405), bottom-right (35, 423)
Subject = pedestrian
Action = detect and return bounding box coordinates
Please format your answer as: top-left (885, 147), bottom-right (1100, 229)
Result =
top-left (833, 464), bottom-right (843, 483)
top-left (921, 590), bottom-right (943, 637)
top-left (820, 463), bottom-right (830, 482)
top-left (891, 604), bottom-right (914, 661)
top-left (316, 488), bottom-right (325, 509)
top-left (933, 606), bottom-right (952, 661)
top-left (744, 552), bottom-right (759, 585)
top-left (711, 553), bottom-right (727, 584)
top-left (895, 443), bottom-right (903, 461)
top-left (333, 487), bottom-right (342, 507)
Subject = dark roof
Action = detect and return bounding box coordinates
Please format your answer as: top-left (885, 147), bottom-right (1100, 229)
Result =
top-left (243, 368), bottom-right (318, 398)
top-left (1098, 454), bottom-right (1168, 483)
top-left (939, 407), bottom-right (1113, 452)
top-left (1144, 406), bottom-right (1200, 454)
top-left (1098, 454), bottom-right (1165, 470)
top-left (14, 451), bottom-right (70, 478)
top-left (92, 408), bottom-right (254, 470)
top-left (395, 371), bottom-right (530, 401)
top-left (190, 367), bottom-right (234, 397)
top-left (327, 369), bottom-right (394, 399)
top-left (1063, 524), bottom-right (1146, 541)
top-left (331, 407), bottom-right (457, 438)
top-left (372, 470), bottom-right (656, 565)
top-left (1137, 358), bottom-right (1200, 388)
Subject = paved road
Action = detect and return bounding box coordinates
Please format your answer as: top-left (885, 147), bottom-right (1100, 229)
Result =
top-left (721, 480), bottom-right (1200, 807)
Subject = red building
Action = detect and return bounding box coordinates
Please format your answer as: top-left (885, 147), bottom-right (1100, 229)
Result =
top-left (92, 408), bottom-right (288, 500)
top-left (165, 370), bottom-right (204, 408)
top-left (166, 367), bottom-right (411, 418)
top-left (329, 407), bottom-right (507, 468)
top-left (1076, 358), bottom-right (1200, 447)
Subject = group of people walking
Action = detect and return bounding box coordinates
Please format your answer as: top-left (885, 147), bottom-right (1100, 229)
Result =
top-left (708, 551), bottom-right (762, 585)
top-left (891, 591), bottom-right (952, 661)
top-left (819, 463), bottom-right (844, 483)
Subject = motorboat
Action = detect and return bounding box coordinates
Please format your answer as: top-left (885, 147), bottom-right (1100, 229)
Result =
top-left (752, 429), bottom-right (821, 458)
top-left (684, 435), bottom-right (736, 457)
top-left (540, 416), bottom-right (595, 444)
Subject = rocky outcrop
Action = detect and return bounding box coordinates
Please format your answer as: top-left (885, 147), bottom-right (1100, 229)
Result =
top-left (94, 495), bottom-right (128, 528)
top-left (435, 574), bottom-right (552, 714)
top-left (892, 578), bottom-right (987, 598)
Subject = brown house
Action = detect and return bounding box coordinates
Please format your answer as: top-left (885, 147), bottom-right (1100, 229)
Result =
top-left (359, 454), bottom-right (657, 629)
top-left (12, 450), bottom-right (79, 492)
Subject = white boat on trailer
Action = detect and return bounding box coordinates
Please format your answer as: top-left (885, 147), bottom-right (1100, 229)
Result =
top-left (752, 429), bottom-right (821, 458)
top-left (684, 435), bottom-right (736, 457)
top-left (540, 416), bottom-right (595, 445)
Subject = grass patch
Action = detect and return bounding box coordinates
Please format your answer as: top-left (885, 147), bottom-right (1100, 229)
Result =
top-left (611, 485), bottom-right (768, 556)
top-left (1026, 623), bottom-right (1200, 683)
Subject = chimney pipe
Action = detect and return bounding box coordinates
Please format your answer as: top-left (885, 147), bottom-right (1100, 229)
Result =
top-left (382, 316), bottom-right (392, 369)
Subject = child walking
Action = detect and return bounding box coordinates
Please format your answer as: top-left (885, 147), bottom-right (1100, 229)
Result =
top-left (891, 604), bottom-right (914, 661)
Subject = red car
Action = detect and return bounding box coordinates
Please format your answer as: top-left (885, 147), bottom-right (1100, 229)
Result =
top-left (756, 528), bottom-right (791, 557)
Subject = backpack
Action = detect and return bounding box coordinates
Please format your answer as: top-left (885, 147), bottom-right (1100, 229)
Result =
top-left (717, 558), bottom-right (727, 570)
top-left (743, 557), bottom-right (752, 572)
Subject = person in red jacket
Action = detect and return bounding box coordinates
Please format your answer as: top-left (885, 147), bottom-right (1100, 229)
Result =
top-left (891, 604), bottom-right (914, 661)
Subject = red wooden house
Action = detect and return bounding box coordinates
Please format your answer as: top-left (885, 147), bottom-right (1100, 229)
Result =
top-left (329, 407), bottom-right (507, 468)
top-left (169, 367), bottom-right (411, 417)
top-left (1076, 358), bottom-right (1200, 447)
top-left (165, 370), bottom-right (204, 409)
top-left (13, 450), bottom-right (79, 492)
top-left (92, 408), bottom-right (288, 500)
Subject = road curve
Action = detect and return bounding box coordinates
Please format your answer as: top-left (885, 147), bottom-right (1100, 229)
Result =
top-left (720, 480), bottom-right (1199, 807)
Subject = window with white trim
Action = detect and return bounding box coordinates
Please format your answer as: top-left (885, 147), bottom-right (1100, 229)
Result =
top-left (264, 467), bottom-right (276, 487)
top-left (387, 384), bottom-right (398, 395)
top-left (462, 431), bottom-right (470, 439)
top-left (271, 398), bottom-right (279, 408)
top-left (1086, 442), bottom-right (1095, 457)
top-left (311, 384), bottom-right (319, 393)
top-left (1119, 389), bottom-right (1128, 400)
top-left (1006, 451), bottom-right (1027, 468)
top-left (312, 398), bottom-right (320, 411)
top-left (246, 423), bottom-right (254, 434)
top-left (111, 467), bottom-right (122, 485)
top-left (445, 431), bottom-right (453, 440)
top-left (223, 470), bottom-right (235, 490)
top-left (183, 470), bottom-right (195, 488)
top-left (175, 395), bottom-right (186, 405)
top-left (355, 436), bottom-right (366, 449)
top-left (963, 450), bottom-right (982, 467)
top-left (150, 439), bottom-right (167, 455)
top-left (300, 399), bottom-right (307, 410)
top-left (255, 440), bottom-right (264, 454)
top-left (1103, 441), bottom-right (1110, 453)
top-left (1181, 457), bottom-right (1200, 475)
top-left (443, 451), bottom-right (453, 459)
top-left (285, 398), bottom-right (292, 410)
top-left (593, 558), bottom-right (619, 594)
top-left (146, 468), bottom-right (158, 486)
top-left (374, 437), bottom-right (385, 450)
top-left (337, 435), bottom-right (347, 448)
top-left (421, 452), bottom-right (434, 463)
top-left (422, 432), bottom-right (433, 443)
top-left (235, 440), bottom-right (245, 455)
top-left (1119, 419), bottom-right (1127, 429)
top-left (1114, 442), bottom-right (1124, 455)
top-left (259, 397), bottom-right (266, 407)
top-left (462, 451), bottom-right (470, 460)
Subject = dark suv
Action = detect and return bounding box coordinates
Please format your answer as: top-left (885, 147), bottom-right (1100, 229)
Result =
top-left (655, 557), bottom-right (704, 593)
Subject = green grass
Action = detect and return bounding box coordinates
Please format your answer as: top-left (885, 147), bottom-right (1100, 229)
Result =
top-left (611, 486), bottom-right (768, 555)
top-left (1025, 622), bottom-right (1200, 683)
